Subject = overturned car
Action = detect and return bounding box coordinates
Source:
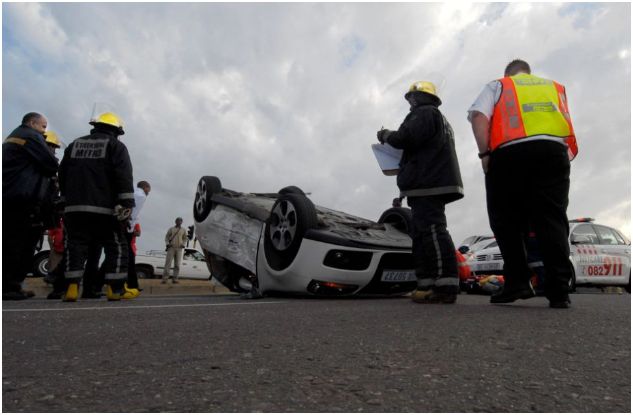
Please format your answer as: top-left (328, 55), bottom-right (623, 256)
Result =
top-left (193, 176), bottom-right (416, 297)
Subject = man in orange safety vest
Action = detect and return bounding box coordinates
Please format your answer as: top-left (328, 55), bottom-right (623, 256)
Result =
top-left (468, 59), bottom-right (577, 309)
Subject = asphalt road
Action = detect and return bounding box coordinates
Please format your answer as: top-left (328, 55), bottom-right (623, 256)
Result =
top-left (3, 291), bottom-right (630, 412)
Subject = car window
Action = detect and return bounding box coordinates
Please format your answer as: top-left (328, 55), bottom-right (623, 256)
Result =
top-left (594, 225), bottom-right (620, 245)
top-left (571, 224), bottom-right (599, 244)
top-left (614, 230), bottom-right (630, 245)
top-left (485, 240), bottom-right (498, 249)
top-left (193, 252), bottom-right (205, 261)
top-left (183, 252), bottom-right (194, 260)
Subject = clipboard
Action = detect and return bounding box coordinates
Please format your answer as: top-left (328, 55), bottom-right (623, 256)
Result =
top-left (371, 143), bottom-right (402, 176)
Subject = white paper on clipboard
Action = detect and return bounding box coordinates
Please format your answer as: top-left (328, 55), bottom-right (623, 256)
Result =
top-left (371, 143), bottom-right (402, 176)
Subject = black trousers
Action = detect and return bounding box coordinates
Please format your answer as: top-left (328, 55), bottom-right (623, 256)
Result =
top-left (64, 212), bottom-right (128, 286)
top-left (2, 204), bottom-right (43, 293)
top-left (408, 196), bottom-right (458, 294)
top-left (485, 141), bottom-right (572, 301)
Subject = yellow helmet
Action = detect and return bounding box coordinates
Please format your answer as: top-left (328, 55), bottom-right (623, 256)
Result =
top-left (405, 81), bottom-right (438, 99)
top-left (90, 112), bottom-right (125, 135)
top-left (44, 131), bottom-right (62, 148)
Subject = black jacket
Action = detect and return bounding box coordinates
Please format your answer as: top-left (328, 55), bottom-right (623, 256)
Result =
top-left (59, 128), bottom-right (134, 215)
top-left (3, 125), bottom-right (58, 207)
top-left (386, 93), bottom-right (464, 203)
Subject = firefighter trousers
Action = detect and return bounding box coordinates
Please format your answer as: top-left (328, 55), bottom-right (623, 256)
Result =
top-left (64, 212), bottom-right (128, 287)
top-left (408, 196), bottom-right (459, 294)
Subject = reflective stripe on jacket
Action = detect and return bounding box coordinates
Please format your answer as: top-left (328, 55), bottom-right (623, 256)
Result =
top-left (490, 73), bottom-right (578, 160)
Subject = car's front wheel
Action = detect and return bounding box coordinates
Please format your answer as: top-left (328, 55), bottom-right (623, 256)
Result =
top-left (194, 176), bottom-right (222, 222)
top-left (264, 193), bottom-right (318, 271)
top-left (32, 251), bottom-right (50, 279)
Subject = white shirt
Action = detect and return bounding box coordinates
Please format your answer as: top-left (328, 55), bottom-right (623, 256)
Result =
top-left (467, 78), bottom-right (567, 148)
top-left (467, 81), bottom-right (501, 122)
top-left (128, 187), bottom-right (147, 232)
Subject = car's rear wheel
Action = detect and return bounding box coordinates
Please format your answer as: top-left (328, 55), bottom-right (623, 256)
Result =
top-left (136, 265), bottom-right (154, 280)
top-left (264, 193), bottom-right (318, 271)
top-left (32, 251), bottom-right (50, 279)
top-left (194, 176), bottom-right (222, 222)
top-left (278, 185), bottom-right (306, 196)
top-left (378, 207), bottom-right (413, 235)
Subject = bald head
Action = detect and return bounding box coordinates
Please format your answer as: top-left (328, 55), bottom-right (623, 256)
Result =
top-left (22, 112), bottom-right (48, 134)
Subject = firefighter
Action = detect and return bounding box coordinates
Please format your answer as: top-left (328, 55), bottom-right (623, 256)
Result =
top-left (468, 59), bottom-right (578, 308)
top-left (3, 113), bottom-right (59, 300)
top-left (58, 112), bottom-right (135, 301)
top-left (377, 81), bottom-right (464, 304)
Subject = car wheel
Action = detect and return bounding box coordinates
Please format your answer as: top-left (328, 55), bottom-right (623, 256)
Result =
top-left (193, 176), bottom-right (222, 222)
top-left (32, 251), bottom-right (50, 279)
top-left (568, 263), bottom-right (577, 293)
top-left (136, 265), bottom-right (154, 280)
top-left (378, 207), bottom-right (413, 235)
top-left (278, 185), bottom-right (306, 196)
top-left (264, 193), bottom-right (318, 271)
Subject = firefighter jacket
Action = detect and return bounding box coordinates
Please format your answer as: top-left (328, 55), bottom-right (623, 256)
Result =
top-left (3, 125), bottom-right (58, 207)
top-left (386, 93), bottom-right (464, 203)
top-left (59, 128), bottom-right (135, 215)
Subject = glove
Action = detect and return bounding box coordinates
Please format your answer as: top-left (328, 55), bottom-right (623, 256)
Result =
top-left (377, 128), bottom-right (393, 144)
top-left (113, 204), bottom-right (132, 222)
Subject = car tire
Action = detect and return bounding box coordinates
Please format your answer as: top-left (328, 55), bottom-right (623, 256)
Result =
top-left (378, 207), bottom-right (413, 235)
top-left (278, 185), bottom-right (306, 196)
top-left (32, 251), bottom-right (50, 279)
top-left (568, 263), bottom-right (577, 293)
top-left (136, 265), bottom-right (154, 280)
top-left (193, 176), bottom-right (222, 222)
top-left (264, 193), bottom-right (318, 271)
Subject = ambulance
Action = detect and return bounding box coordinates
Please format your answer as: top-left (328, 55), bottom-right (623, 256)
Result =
top-left (466, 218), bottom-right (631, 293)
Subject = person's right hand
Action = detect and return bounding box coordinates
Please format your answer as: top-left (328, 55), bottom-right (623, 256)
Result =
top-left (481, 155), bottom-right (490, 174)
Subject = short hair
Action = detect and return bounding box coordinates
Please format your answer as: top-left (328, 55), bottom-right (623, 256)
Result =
top-left (137, 180), bottom-right (151, 189)
top-left (504, 59), bottom-right (531, 77)
top-left (176, 217), bottom-right (183, 222)
top-left (22, 112), bottom-right (44, 126)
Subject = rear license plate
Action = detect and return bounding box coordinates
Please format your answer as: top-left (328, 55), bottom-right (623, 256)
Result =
top-left (381, 270), bottom-right (416, 282)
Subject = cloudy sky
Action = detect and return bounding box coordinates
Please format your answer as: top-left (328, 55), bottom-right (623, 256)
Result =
top-left (3, 2), bottom-right (631, 253)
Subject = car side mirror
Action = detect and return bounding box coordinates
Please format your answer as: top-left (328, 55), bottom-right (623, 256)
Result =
top-left (570, 234), bottom-right (591, 244)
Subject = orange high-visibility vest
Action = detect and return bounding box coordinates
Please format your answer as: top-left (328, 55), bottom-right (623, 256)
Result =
top-left (490, 73), bottom-right (578, 160)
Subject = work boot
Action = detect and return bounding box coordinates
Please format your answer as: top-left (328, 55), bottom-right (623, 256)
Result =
top-left (411, 289), bottom-right (457, 304)
top-left (63, 283), bottom-right (79, 302)
top-left (490, 282), bottom-right (535, 304)
top-left (106, 285), bottom-right (123, 301)
top-left (121, 284), bottom-right (140, 300)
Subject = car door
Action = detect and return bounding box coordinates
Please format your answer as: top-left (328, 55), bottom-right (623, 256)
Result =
top-left (180, 249), bottom-right (211, 280)
top-left (593, 225), bottom-right (630, 285)
top-left (569, 223), bottom-right (601, 284)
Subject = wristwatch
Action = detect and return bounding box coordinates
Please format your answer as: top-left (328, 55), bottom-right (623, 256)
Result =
top-left (478, 151), bottom-right (491, 159)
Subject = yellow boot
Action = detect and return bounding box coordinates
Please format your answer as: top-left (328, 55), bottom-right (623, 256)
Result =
top-left (106, 285), bottom-right (122, 301)
top-left (63, 283), bottom-right (79, 302)
top-left (122, 283), bottom-right (140, 300)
